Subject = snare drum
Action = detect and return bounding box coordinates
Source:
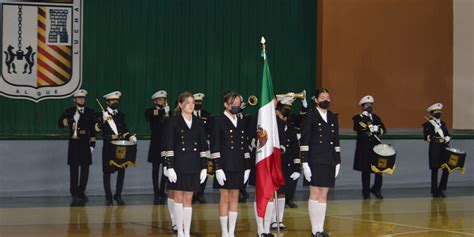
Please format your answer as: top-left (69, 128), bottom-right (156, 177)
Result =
top-left (441, 147), bottom-right (466, 173)
top-left (371, 144), bottom-right (397, 174)
top-left (109, 140), bottom-right (137, 168)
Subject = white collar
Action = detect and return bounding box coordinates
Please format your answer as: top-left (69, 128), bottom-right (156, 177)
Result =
top-left (193, 110), bottom-right (201, 117)
top-left (224, 111), bottom-right (238, 127)
top-left (316, 107), bottom-right (328, 122)
top-left (107, 107), bottom-right (118, 115)
top-left (76, 106), bottom-right (84, 112)
top-left (182, 113), bottom-right (193, 129)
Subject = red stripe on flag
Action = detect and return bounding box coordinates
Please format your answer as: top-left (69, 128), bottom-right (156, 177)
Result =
top-left (255, 147), bottom-right (285, 217)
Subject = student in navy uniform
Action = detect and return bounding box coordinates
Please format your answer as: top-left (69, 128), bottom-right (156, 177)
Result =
top-left (270, 96), bottom-right (301, 230)
top-left (352, 95), bottom-right (387, 200)
top-left (300, 88), bottom-right (341, 237)
top-left (96, 91), bottom-right (137, 206)
top-left (237, 96), bottom-right (256, 203)
top-left (192, 92), bottom-right (212, 204)
top-left (163, 91), bottom-right (209, 237)
top-left (211, 91), bottom-right (251, 237)
top-left (58, 89), bottom-right (96, 205)
top-left (423, 103), bottom-right (451, 198)
top-left (145, 90), bottom-right (170, 204)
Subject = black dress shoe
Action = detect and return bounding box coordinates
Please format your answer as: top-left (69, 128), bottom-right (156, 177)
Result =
top-left (197, 195), bottom-right (206, 204)
top-left (105, 198), bottom-right (113, 206)
top-left (266, 233), bottom-right (274, 237)
top-left (70, 197), bottom-right (84, 207)
top-left (171, 224), bottom-right (177, 233)
top-left (113, 195), bottom-right (125, 206)
top-left (439, 190), bottom-right (446, 198)
top-left (286, 199), bottom-right (298, 208)
top-left (370, 190), bottom-right (384, 200)
top-left (154, 196), bottom-right (163, 205)
top-left (239, 193), bottom-right (248, 203)
top-left (78, 193), bottom-right (89, 203)
top-left (319, 232), bottom-right (330, 237)
top-left (363, 194), bottom-right (371, 200)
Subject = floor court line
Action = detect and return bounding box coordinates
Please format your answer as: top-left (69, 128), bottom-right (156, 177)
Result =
top-left (285, 209), bottom-right (474, 236)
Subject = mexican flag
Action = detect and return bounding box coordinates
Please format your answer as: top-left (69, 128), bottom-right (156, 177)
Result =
top-left (255, 38), bottom-right (285, 218)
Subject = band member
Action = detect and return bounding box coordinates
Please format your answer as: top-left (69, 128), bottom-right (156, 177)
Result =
top-left (192, 92), bottom-right (212, 204)
top-left (58, 89), bottom-right (96, 205)
top-left (96, 91), bottom-right (137, 206)
top-left (270, 96), bottom-right (301, 230)
top-left (283, 91), bottom-right (308, 208)
top-left (145, 90), bottom-right (170, 204)
top-left (163, 91), bottom-right (209, 237)
top-left (300, 88), bottom-right (341, 237)
top-left (352, 95), bottom-right (387, 200)
top-left (211, 91), bottom-right (251, 237)
top-left (423, 103), bottom-right (451, 198)
top-left (237, 96), bottom-right (255, 203)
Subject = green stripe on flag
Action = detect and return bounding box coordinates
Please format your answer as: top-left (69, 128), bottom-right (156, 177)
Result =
top-left (259, 50), bottom-right (274, 107)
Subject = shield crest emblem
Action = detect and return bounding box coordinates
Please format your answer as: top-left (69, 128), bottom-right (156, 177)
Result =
top-left (0, 0), bottom-right (82, 102)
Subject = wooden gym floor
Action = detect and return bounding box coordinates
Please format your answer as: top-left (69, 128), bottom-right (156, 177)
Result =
top-left (0, 189), bottom-right (473, 236)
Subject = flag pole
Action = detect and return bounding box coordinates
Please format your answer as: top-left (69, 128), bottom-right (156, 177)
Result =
top-left (262, 36), bottom-right (281, 237)
top-left (274, 191), bottom-right (281, 236)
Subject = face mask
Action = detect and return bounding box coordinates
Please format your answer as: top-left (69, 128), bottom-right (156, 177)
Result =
top-left (433, 112), bottom-right (441, 119)
top-left (280, 107), bottom-right (290, 117)
top-left (229, 106), bottom-right (241, 114)
top-left (110, 102), bottom-right (119, 110)
top-left (365, 106), bottom-right (373, 113)
top-left (195, 104), bottom-right (202, 110)
top-left (318, 100), bottom-right (330, 109)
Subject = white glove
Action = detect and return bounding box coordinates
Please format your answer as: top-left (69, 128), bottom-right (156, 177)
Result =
top-left (215, 169), bottom-right (227, 186)
top-left (243, 169), bottom-right (251, 184)
top-left (290, 172), bottom-right (300, 180)
top-left (280, 145), bottom-right (286, 154)
top-left (164, 105), bottom-right (170, 114)
top-left (335, 164), bottom-right (341, 178)
top-left (129, 135), bottom-right (137, 143)
top-left (302, 90), bottom-right (307, 108)
top-left (240, 102), bottom-right (247, 110)
top-left (373, 125), bottom-right (379, 133)
top-left (73, 113), bottom-right (80, 121)
top-left (302, 162), bottom-right (312, 182)
top-left (163, 166), bottom-right (168, 177)
top-left (445, 136), bottom-right (451, 143)
top-left (102, 111), bottom-right (110, 121)
top-left (167, 168), bottom-right (177, 183)
top-left (200, 169), bottom-right (207, 184)
top-left (362, 111), bottom-right (370, 117)
top-left (89, 147), bottom-right (94, 153)
top-left (251, 138), bottom-right (257, 149)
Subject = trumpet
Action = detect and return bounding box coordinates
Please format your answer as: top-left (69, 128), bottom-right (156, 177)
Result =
top-left (276, 90), bottom-right (306, 100)
top-left (248, 95), bottom-right (258, 106)
top-left (71, 109), bottom-right (79, 139)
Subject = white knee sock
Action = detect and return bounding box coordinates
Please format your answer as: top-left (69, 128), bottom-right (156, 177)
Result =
top-left (167, 198), bottom-right (176, 226)
top-left (174, 203), bottom-right (184, 237)
top-left (228, 211), bottom-right (238, 237)
top-left (308, 199), bottom-right (319, 235)
top-left (183, 207), bottom-right (192, 237)
top-left (316, 202), bottom-right (327, 232)
top-left (220, 216), bottom-right (229, 237)
top-left (254, 202), bottom-right (264, 235)
top-left (263, 201), bottom-right (274, 233)
top-left (277, 198), bottom-right (286, 223)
